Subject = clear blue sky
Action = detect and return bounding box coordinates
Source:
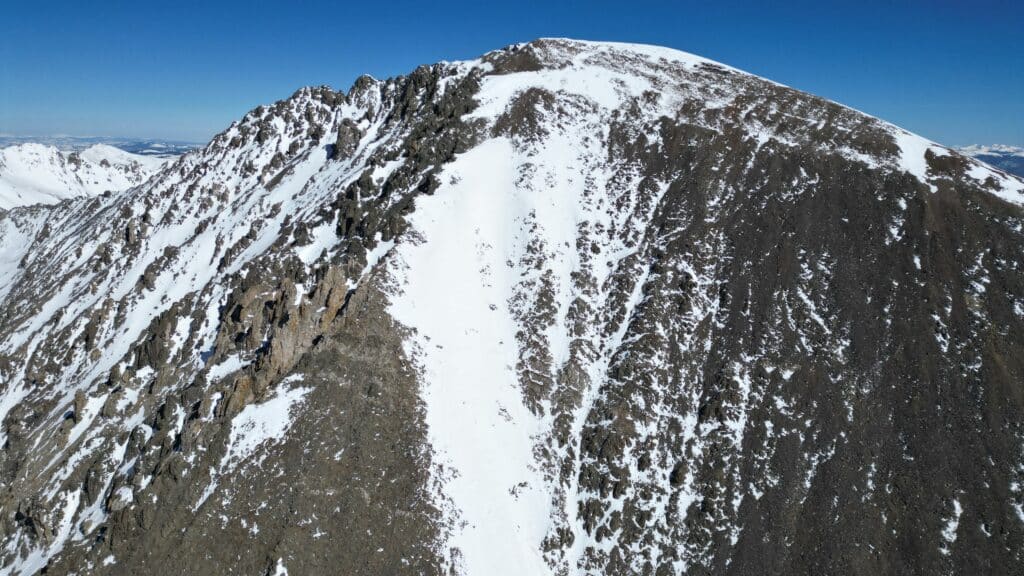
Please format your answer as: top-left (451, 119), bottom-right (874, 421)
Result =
top-left (1, 0), bottom-right (1020, 146)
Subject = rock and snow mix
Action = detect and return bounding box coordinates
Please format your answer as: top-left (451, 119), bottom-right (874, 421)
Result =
top-left (0, 39), bottom-right (1022, 575)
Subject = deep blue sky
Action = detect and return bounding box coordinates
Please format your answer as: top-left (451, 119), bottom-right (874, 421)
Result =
top-left (1, 0), bottom-right (1021, 146)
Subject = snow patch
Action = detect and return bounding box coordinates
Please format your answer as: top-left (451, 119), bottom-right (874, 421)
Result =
top-left (222, 381), bottom-right (311, 469)
top-left (387, 138), bottom-right (554, 575)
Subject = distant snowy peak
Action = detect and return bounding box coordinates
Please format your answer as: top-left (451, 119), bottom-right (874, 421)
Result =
top-left (78, 143), bottom-right (167, 171)
top-left (0, 135), bottom-right (199, 158)
top-left (959, 144), bottom-right (1024, 157)
top-left (0, 142), bottom-right (172, 210)
top-left (958, 144), bottom-right (1024, 178)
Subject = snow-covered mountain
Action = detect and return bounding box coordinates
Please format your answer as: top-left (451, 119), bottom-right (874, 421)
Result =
top-left (1, 39), bottom-right (1023, 575)
top-left (959, 144), bottom-right (1024, 177)
top-left (0, 143), bottom-right (170, 210)
top-left (0, 136), bottom-right (198, 159)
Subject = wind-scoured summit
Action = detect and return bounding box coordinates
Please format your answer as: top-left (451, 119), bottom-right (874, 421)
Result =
top-left (0, 39), bottom-right (1022, 575)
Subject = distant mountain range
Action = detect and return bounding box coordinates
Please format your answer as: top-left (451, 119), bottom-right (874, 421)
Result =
top-left (958, 144), bottom-right (1024, 177)
top-left (0, 143), bottom-right (172, 210)
top-left (0, 135), bottom-right (199, 158)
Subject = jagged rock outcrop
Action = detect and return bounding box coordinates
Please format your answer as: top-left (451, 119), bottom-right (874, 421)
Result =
top-left (0, 39), bottom-right (1022, 575)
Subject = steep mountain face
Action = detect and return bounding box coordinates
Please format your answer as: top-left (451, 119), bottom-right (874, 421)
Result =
top-left (1, 39), bottom-right (1023, 576)
top-left (960, 145), bottom-right (1024, 178)
top-left (0, 144), bottom-right (168, 210)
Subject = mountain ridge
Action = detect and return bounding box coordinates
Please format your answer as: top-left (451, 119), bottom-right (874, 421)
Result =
top-left (0, 38), bottom-right (1022, 575)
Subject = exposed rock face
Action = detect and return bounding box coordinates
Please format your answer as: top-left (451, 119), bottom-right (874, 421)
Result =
top-left (0, 39), bottom-right (1023, 575)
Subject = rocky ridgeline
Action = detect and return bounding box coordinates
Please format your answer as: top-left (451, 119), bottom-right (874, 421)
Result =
top-left (0, 39), bottom-right (1022, 575)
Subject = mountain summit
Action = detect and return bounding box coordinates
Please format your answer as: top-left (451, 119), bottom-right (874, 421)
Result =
top-left (1, 39), bottom-right (1022, 575)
